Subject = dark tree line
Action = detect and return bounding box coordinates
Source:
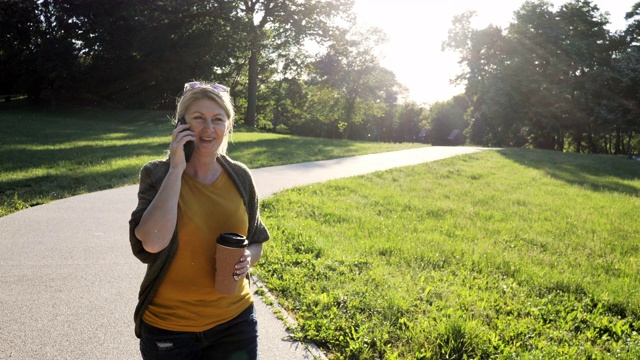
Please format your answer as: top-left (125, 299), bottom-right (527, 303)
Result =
top-left (2, 0), bottom-right (640, 152)
top-left (1, 0), bottom-right (243, 107)
top-left (0, 0), bottom-right (417, 142)
top-left (443, 0), bottom-right (640, 154)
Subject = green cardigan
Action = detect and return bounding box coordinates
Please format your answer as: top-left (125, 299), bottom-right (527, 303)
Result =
top-left (128, 155), bottom-right (270, 338)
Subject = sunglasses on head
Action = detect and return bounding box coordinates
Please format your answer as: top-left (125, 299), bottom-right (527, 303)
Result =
top-left (184, 81), bottom-right (229, 93)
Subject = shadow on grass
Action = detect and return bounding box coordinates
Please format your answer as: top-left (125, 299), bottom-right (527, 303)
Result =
top-left (229, 137), bottom-right (369, 168)
top-left (0, 142), bottom-right (169, 173)
top-left (0, 163), bottom-right (144, 211)
top-left (2, 133), bottom-right (373, 175)
top-left (0, 105), bottom-right (174, 172)
top-left (497, 148), bottom-right (640, 196)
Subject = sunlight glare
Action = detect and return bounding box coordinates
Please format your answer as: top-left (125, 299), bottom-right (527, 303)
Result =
top-left (353, 0), bottom-right (637, 105)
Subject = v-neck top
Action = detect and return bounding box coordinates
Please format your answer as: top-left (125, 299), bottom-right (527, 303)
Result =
top-left (142, 170), bottom-right (251, 331)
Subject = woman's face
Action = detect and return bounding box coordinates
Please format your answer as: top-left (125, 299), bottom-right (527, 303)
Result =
top-left (184, 98), bottom-right (229, 157)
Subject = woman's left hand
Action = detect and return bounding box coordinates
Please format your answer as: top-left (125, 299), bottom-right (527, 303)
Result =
top-left (234, 250), bottom-right (252, 280)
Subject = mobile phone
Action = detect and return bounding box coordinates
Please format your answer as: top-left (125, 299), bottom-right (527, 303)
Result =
top-left (176, 116), bottom-right (194, 163)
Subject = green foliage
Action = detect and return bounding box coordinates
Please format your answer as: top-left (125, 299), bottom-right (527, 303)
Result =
top-left (424, 97), bottom-right (469, 146)
top-left (232, 0), bottom-right (355, 126)
top-left (394, 102), bottom-right (424, 143)
top-left (0, 1), bottom-right (428, 143)
top-left (0, 0), bottom-right (81, 101)
top-left (311, 26), bottom-right (401, 140)
top-left (444, 1), bottom-right (640, 154)
top-left (71, 0), bottom-right (242, 108)
top-left (7, 1), bottom-right (640, 149)
top-left (257, 149), bottom-right (640, 359)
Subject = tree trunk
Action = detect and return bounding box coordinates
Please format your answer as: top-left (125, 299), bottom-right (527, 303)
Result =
top-left (614, 127), bottom-right (622, 154)
top-left (342, 98), bottom-right (356, 139)
top-left (246, 47), bottom-right (258, 127)
top-left (555, 135), bottom-right (564, 151)
top-left (573, 130), bottom-right (582, 153)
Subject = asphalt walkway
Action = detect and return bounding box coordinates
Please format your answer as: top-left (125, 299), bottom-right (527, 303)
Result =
top-left (0, 146), bottom-right (488, 359)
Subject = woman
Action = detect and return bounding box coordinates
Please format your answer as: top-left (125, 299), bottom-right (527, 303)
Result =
top-left (129, 81), bottom-right (270, 359)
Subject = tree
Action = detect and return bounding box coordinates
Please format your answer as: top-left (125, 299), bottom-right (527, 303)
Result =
top-left (394, 102), bottom-right (424, 143)
top-left (312, 26), bottom-right (402, 139)
top-left (555, 0), bottom-right (611, 152)
top-left (443, 11), bottom-right (524, 147)
top-left (424, 97), bottom-right (469, 146)
top-left (299, 84), bottom-right (345, 138)
top-left (445, 0), bottom-right (620, 152)
top-left (66, 0), bottom-right (242, 108)
top-left (233, 0), bottom-right (355, 127)
top-left (607, 2), bottom-right (640, 154)
top-left (259, 76), bottom-right (308, 133)
top-left (0, 0), bottom-right (81, 103)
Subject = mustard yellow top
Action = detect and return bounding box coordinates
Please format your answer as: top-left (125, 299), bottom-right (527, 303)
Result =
top-left (143, 170), bottom-right (251, 331)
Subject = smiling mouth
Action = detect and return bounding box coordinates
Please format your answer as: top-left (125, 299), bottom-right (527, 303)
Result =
top-left (200, 137), bottom-right (215, 142)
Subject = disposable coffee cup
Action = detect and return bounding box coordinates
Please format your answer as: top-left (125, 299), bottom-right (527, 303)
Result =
top-left (215, 232), bottom-right (249, 295)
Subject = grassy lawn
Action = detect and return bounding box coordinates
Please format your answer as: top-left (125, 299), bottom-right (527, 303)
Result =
top-left (4, 102), bottom-right (639, 358)
top-left (256, 149), bottom-right (640, 359)
top-left (0, 104), bottom-right (424, 217)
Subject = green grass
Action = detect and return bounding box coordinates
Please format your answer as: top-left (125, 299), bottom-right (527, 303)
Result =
top-left (5, 102), bottom-right (639, 358)
top-left (256, 149), bottom-right (640, 359)
top-left (0, 104), bottom-right (424, 217)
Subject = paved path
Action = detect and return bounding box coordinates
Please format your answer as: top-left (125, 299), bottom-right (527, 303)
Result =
top-left (0, 146), bottom-right (488, 359)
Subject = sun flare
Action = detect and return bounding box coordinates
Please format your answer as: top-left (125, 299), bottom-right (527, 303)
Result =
top-left (353, 0), bottom-right (636, 105)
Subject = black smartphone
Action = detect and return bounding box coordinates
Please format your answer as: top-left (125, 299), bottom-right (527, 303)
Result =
top-left (176, 116), bottom-right (195, 163)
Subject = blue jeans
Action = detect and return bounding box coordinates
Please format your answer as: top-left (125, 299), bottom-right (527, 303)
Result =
top-left (140, 304), bottom-right (258, 360)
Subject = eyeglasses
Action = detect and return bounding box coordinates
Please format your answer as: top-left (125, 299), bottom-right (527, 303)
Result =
top-left (184, 81), bottom-right (229, 93)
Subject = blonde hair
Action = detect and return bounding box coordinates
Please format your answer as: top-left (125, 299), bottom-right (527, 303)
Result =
top-left (175, 82), bottom-right (235, 155)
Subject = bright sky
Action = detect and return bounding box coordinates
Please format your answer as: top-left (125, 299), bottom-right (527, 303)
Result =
top-left (354, 0), bottom-right (638, 105)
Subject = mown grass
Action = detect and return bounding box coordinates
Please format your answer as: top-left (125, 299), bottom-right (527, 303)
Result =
top-left (5, 102), bottom-right (639, 358)
top-left (0, 103), bottom-right (424, 217)
top-left (256, 149), bottom-right (640, 359)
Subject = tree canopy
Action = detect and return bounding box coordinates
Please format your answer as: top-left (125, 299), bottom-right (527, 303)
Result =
top-left (444, 0), bottom-right (640, 154)
top-left (1, 0), bottom-right (639, 154)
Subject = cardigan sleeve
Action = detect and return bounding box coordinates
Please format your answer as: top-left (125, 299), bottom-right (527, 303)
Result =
top-left (248, 200), bottom-right (270, 245)
top-left (129, 160), bottom-right (170, 264)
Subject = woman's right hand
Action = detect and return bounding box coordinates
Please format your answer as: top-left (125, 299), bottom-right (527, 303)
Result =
top-left (170, 123), bottom-right (194, 170)
top-left (135, 123), bottom-right (193, 252)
